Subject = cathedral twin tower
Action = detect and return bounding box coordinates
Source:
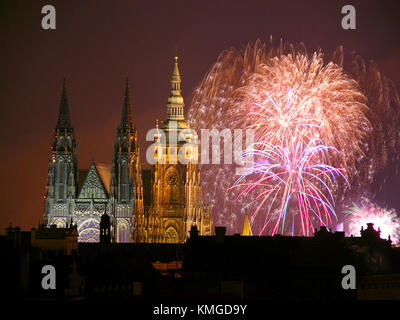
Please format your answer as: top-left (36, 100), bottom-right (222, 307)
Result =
top-left (43, 57), bottom-right (211, 243)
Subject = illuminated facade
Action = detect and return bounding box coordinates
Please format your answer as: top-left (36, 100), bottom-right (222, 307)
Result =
top-left (43, 78), bottom-right (138, 243)
top-left (43, 57), bottom-right (211, 243)
top-left (133, 57), bottom-right (211, 243)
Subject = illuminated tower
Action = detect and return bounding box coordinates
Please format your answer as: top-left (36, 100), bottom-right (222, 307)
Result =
top-left (109, 79), bottom-right (141, 242)
top-left (44, 78), bottom-right (78, 228)
top-left (241, 215), bottom-right (252, 236)
top-left (143, 56), bottom-right (211, 243)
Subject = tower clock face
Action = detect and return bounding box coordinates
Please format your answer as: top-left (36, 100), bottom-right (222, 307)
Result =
top-left (167, 173), bottom-right (178, 185)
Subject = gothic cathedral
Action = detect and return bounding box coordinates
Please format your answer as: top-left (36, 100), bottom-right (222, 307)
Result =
top-left (43, 57), bottom-right (212, 243)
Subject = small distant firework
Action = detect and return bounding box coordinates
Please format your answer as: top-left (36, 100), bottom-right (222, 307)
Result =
top-left (344, 198), bottom-right (400, 245)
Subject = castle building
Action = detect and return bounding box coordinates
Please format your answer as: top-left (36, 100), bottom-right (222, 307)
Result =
top-left (43, 57), bottom-right (211, 243)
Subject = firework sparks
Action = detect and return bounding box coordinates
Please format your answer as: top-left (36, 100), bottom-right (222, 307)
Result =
top-left (231, 128), bottom-right (348, 236)
top-left (344, 198), bottom-right (400, 245)
top-left (235, 52), bottom-right (369, 176)
top-left (188, 38), bottom-right (374, 235)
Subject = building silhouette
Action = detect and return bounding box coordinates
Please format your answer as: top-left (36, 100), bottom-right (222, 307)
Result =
top-left (2, 221), bottom-right (400, 300)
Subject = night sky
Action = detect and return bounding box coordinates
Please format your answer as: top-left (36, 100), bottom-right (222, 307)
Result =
top-left (1, 0), bottom-right (400, 233)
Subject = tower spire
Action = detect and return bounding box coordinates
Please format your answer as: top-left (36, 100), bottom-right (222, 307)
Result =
top-left (121, 78), bottom-right (133, 128)
top-left (45, 76), bottom-right (78, 229)
top-left (166, 56), bottom-right (185, 120)
top-left (57, 76), bottom-right (72, 128)
top-left (241, 214), bottom-right (252, 236)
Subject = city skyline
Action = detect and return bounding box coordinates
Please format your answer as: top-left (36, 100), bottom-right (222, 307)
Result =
top-left (1, 0), bottom-right (400, 233)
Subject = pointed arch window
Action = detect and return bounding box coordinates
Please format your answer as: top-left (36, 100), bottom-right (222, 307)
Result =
top-left (165, 227), bottom-right (179, 243)
top-left (67, 137), bottom-right (72, 149)
top-left (57, 136), bottom-right (65, 151)
top-left (58, 161), bottom-right (65, 199)
top-left (166, 172), bottom-right (179, 203)
top-left (118, 223), bottom-right (128, 243)
top-left (121, 164), bottom-right (129, 201)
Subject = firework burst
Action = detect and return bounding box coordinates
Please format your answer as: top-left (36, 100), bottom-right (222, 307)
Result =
top-left (232, 138), bottom-right (347, 236)
top-left (234, 52), bottom-right (370, 177)
top-left (344, 198), bottom-right (400, 246)
top-left (188, 37), bottom-right (377, 235)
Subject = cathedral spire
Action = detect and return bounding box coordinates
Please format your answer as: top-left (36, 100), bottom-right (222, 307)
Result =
top-left (45, 76), bottom-right (78, 229)
top-left (167, 56), bottom-right (185, 120)
top-left (57, 76), bottom-right (72, 129)
top-left (121, 78), bottom-right (133, 129)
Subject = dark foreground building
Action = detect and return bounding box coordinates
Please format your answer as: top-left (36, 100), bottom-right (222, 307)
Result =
top-left (1, 222), bottom-right (400, 300)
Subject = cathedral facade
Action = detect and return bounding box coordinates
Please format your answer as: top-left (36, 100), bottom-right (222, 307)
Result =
top-left (43, 57), bottom-right (211, 243)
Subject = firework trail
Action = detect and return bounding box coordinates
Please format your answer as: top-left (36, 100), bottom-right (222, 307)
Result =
top-left (188, 37), bottom-right (386, 235)
top-left (344, 198), bottom-right (400, 245)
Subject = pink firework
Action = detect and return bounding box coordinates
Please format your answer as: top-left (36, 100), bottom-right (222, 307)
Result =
top-left (188, 38), bottom-right (372, 235)
top-left (232, 138), bottom-right (347, 236)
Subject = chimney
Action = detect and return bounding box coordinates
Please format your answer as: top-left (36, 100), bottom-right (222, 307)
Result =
top-left (215, 226), bottom-right (226, 244)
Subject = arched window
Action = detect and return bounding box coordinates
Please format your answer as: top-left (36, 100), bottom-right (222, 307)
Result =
top-left (53, 218), bottom-right (66, 228)
top-left (121, 165), bottom-right (129, 201)
top-left (78, 218), bottom-right (100, 243)
top-left (123, 136), bottom-right (128, 149)
top-left (58, 136), bottom-right (64, 150)
top-left (59, 162), bottom-right (65, 182)
top-left (58, 161), bottom-right (65, 199)
top-left (67, 137), bottom-right (72, 149)
top-left (166, 172), bottom-right (179, 203)
top-left (165, 227), bottom-right (179, 243)
top-left (118, 224), bottom-right (128, 243)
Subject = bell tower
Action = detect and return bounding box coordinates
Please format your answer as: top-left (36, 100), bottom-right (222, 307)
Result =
top-left (146, 56), bottom-right (211, 243)
top-left (44, 77), bottom-right (78, 227)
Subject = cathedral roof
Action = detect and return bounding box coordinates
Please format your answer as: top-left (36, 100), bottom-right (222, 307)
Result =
top-left (160, 119), bottom-right (188, 130)
top-left (76, 162), bottom-right (112, 197)
top-left (96, 163), bottom-right (112, 194)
